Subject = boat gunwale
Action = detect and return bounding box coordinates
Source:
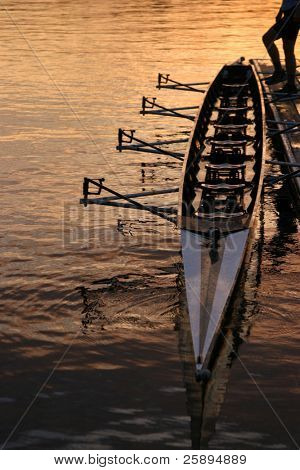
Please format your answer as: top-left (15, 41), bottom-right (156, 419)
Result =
top-left (177, 65), bottom-right (226, 225)
top-left (247, 60), bottom-right (266, 229)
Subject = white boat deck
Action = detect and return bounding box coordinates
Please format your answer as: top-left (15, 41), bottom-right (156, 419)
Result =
top-left (181, 228), bottom-right (249, 375)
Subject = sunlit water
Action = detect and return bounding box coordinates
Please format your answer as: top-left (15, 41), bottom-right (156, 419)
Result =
top-left (0, 0), bottom-right (299, 449)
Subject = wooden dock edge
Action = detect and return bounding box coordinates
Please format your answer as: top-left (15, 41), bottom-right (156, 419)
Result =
top-left (251, 59), bottom-right (300, 208)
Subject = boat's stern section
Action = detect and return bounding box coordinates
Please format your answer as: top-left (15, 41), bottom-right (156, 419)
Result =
top-left (181, 227), bottom-right (249, 381)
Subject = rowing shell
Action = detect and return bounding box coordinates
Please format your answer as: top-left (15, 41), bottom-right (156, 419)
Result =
top-left (178, 59), bottom-right (266, 380)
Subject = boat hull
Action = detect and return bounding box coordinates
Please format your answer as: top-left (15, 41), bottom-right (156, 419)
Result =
top-left (178, 60), bottom-right (265, 379)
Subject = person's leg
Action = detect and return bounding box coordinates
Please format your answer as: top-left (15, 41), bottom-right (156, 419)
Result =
top-left (282, 37), bottom-right (297, 87)
top-left (263, 26), bottom-right (283, 72)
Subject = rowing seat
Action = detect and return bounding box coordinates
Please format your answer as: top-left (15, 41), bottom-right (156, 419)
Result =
top-left (213, 115), bottom-right (252, 126)
top-left (213, 123), bottom-right (248, 130)
top-left (215, 106), bottom-right (250, 113)
top-left (205, 163), bottom-right (246, 170)
top-left (219, 94), bottom-right (248, 100)
top-left (212, 128), bottom-right (253, 142)
top-left (196, 211), bottom-right (245, 219)
top-left (208, 139), bottom-right (247, 147)
top-left (222, 83), bottom-right (249, 89)
top-left (199, 183), bottom-right (246, 190)
top-left (220, 97), bottom-right (249, 109)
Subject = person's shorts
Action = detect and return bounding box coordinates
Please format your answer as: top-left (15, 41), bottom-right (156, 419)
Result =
top-left (273, 8), bottom-right (300, 41)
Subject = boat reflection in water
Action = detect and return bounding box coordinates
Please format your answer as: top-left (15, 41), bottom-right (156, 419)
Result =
top-left (177, 205), bottom-right (264, 449)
